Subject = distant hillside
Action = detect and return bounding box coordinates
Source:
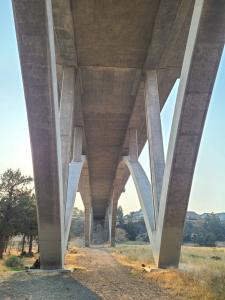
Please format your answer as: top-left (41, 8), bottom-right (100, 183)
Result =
top-left (119, 208), bottom-right (225, 245)
top-left (187, 211), bottom-right (225, 221)
top-left (124, 210), bottom-right (225, 222)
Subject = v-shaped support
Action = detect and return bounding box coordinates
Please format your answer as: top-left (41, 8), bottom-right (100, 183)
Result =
top-left (63, 127), bottom-right (86, 250)
top-left (64, 156), bottom-right (85, 249)
top-left (124, 0), bottom-right (224, 268)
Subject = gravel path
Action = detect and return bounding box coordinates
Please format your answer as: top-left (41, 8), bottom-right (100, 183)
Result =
top-left (0, 247), bottom-right (177, 299)
top-left (72, 247), bottom-right (176, 300)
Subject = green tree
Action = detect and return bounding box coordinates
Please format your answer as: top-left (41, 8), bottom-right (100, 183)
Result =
top-left (183, 213), bottom-right (225, 246)
top-left (117, 206), bottom-right (124, 225)
top-left (0, 169), bottom-right (34, 258)
top-left (183, 220), bottom-right (194, 242)
top-left (204, 213), bottom-right (224, 241)
top-left (124, 221), bottom-right (138, 241)
top-left (16, 194), bottom-right (38, 255)
top-left (70, 207), bottom-right (84, 238)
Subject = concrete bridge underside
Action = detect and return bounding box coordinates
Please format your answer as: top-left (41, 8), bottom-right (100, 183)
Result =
top-left (12, 0), bottom-right (225, 269)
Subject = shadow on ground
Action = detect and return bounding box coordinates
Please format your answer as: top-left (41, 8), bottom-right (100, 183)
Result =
top-left (0, 272), bottom-right (101, 300)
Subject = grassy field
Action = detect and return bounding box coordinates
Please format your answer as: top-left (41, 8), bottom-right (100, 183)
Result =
top-left (110, 244), bottom-right (225, 300)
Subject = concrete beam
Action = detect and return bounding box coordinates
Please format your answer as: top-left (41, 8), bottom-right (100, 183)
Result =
top-left (129, 128), bottom-right (138, 162)
top-left (64, 157), bottom-right (85, 249)
top-left (52, 0), bottom-right (77, 66)
top-left (64, 127), bottom-right (85, 249)
top-left (103, 207), bottom-right (110, 242)
top-left (79, 161), bottom-right (93, 246)
top-left (12, 0), bottom-right (64, 269)
top-left (60, 67), bottom-right (76, 208)
top-left (108, 202), bottom-right (112, 244)
top-left (72, 127), bottom-right (83, 162)
top-left (84, 205), bottom-right (92, 247)
top-left (144, 0), bottom-right (181, 69)
top-left (159, 0), bottom-right (194, 70)
top-left (123, 157), bottom-right (155, 235)
top-left (145, 71), bottom-right (165, 218)
top-left (108, 190), bottom-right (119, 247)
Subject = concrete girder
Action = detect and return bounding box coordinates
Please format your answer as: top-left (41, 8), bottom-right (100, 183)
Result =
top-left (145, 71), bottom-right (165, 218)
top-left (108, 190), bottom-right (119, 247)
top-left (125, 0), bottom-right (225, 268)
top-left (60, 67), bottom-right (76, 209)
top-left (158, 0), bottom-right (195, 70)
top-left (144, 0), bottom-right (195, 83)
top-left (103, 207), bottom-right (110, 242)
top-left (64, 127), bottom-right (85, 249)
top-left (108, 202), bottom-right (112, 244)
top-left (79, 164), bottom-right (93, 247)
top-left (84, 205), bottom-right (92, 247)
top-left (123, 158), bottom-right (155, 234)
top-left (64, 157), bottom-right (85, 249)
top-left (144, 0), bottom-right (183, 69)
top-left (52, 0), bottom-right (77, 67)
top-left (12, 0), bottom-right (64, 269)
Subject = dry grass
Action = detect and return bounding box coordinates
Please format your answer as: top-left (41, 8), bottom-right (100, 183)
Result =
top-left (65, 248), bottom-right (87, 271)
top-left (0, 247), bottom-right (39, 279)
top-left (0, 247), bottom-right (85, 275)
top-left (110, 244), bottom-right (225, 300)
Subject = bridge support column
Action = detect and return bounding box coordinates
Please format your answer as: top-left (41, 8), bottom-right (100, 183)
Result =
top-left (103, 207), bottom-right (110, 242)
top-left (64, 127), bottom-right (85, 249)
top-left (108, 193), bottom-right (118, 247)
top-left (155, 0), bottom-right (224, 268)
top-left (13, 0), bottom-right (65, 269)
top-left (60, 67), bottom-right (76, 210)
top-left (84, 205), bottom-right (92, 247)
top-left (92, 218), bottom-right (105, 244)
top-left (145, 70), bottom-right (165, 222)
top-left (124, 0), bottom-right (224, 268)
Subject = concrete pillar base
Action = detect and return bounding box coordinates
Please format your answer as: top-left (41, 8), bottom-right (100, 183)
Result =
top-left (27, 269), bottom-right (72, 274)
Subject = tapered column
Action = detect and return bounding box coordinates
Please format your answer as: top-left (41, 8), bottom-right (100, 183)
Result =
top-left (156, 0), bottom-right (224, 267)
top-left (124, 0), bottom-right (225, 268)
top-left (79, 163), bottom-right (93, 247)
top-left (60, 68), bottom-right (76, 208)
top-left (12, 0), bottom-right (64, 269)
top-left (145, 70), bottom-right (165, 220)
top-left (84, 205), bottom-right (92, 247)
top-left (108, 193), bottom-right (118, 247)
top-left (64, 127), bottom-right (85, 249)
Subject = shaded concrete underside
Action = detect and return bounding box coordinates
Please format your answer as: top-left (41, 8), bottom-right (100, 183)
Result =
top-left (68, 0), bottom-right (194, 219)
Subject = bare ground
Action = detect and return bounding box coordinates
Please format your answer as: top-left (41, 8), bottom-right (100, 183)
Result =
top-left (0, 247), bottom-right (179, 300)
top-left (71, 247), bottom-right (177, 300)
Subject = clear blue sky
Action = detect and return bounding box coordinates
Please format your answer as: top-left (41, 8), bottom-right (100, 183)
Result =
top-left (1, 1), bottom-right (225, 214)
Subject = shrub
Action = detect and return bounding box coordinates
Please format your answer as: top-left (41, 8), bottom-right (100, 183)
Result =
top-left (116, 228), bottom-right (127, 242)
top-left (5, 255), bottom-right (24, 270)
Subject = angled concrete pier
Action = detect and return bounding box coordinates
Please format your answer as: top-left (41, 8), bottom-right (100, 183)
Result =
top-left (12, 0), bottom-right (225, 269)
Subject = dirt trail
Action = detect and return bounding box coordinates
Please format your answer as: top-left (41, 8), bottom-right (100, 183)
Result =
top-left (71, 247), bottom-right (176, 300)
top-left (0, 247), bottom-right (179, 300)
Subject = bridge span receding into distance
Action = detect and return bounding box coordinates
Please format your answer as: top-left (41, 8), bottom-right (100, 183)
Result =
top-left (12, 0), bottom-right (225, 269)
